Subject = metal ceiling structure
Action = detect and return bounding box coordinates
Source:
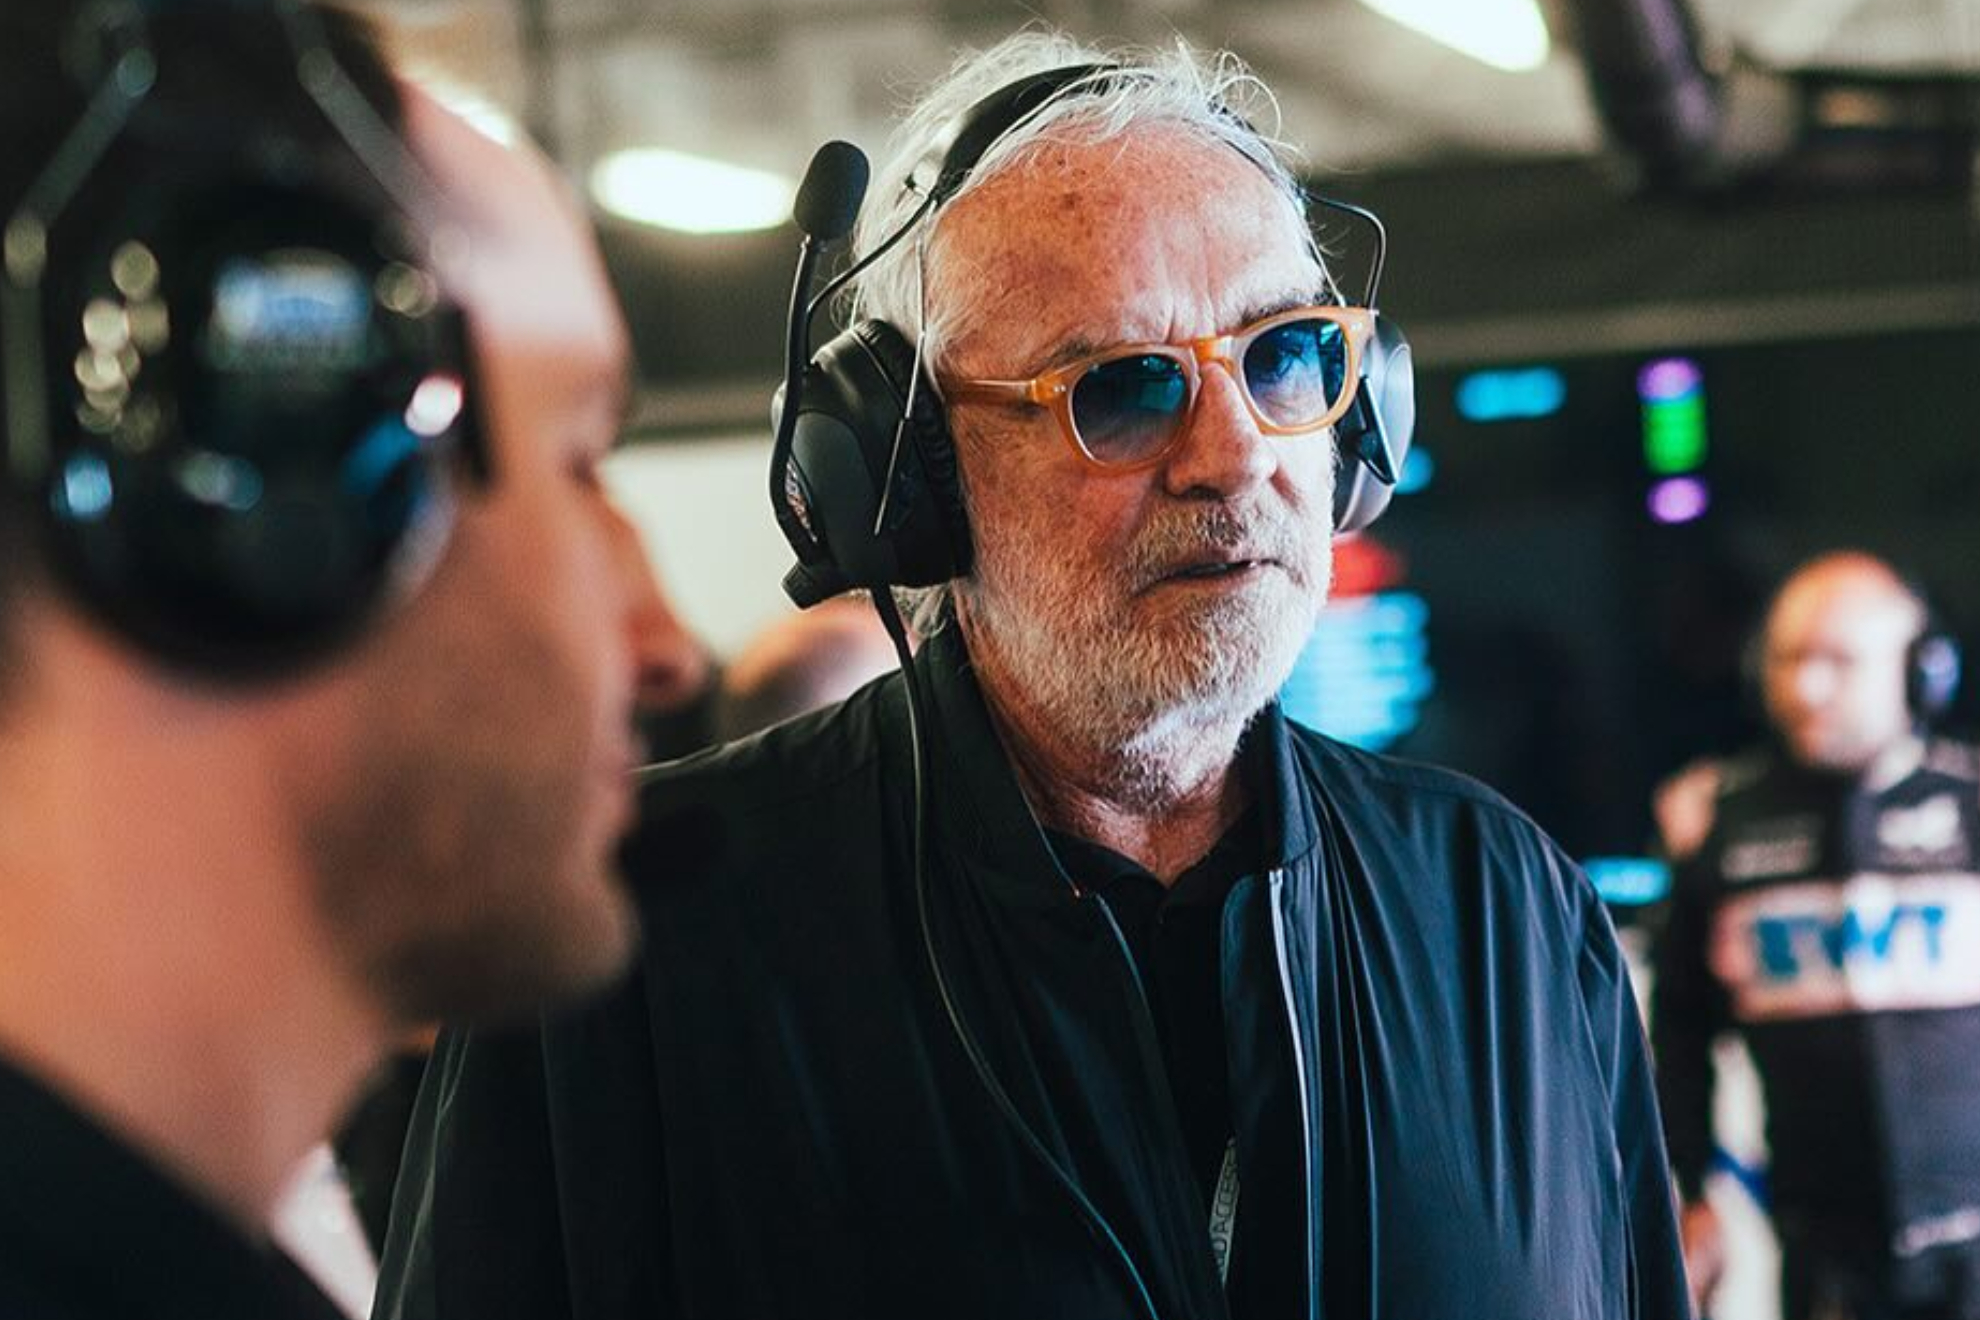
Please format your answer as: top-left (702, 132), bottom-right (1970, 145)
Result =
top-left (351, 0), bottom-right (1980, 429)
top-left (358, 0), bottom-right (1980, 186)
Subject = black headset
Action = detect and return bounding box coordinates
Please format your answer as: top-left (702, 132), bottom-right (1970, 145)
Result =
top-left (1, 1), bottom-right (485, 680)
top-left (768, 63), bottom-right (1415, 611)
top-left (1909, 623), bottom-right (1963, 723)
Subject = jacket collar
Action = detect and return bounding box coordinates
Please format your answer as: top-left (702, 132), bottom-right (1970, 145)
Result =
top-left (906, 625), bottom-right (1320, 905)
top-left (1255, 700), bottom-right (1321, 871)
top-left (0, 1054), bottom-right (347, 1320)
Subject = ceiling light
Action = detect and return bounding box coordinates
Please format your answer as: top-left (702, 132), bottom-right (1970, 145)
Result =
top-left (590, 149), bottom-right (796, 235)
top-left (1354, 0), bottom-right (1551, 73)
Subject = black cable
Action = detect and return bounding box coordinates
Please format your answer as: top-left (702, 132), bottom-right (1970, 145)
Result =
top-left (1305, 192), bottom-right (1388, 309)
top-left (1088, 890), bottom-right (1151, 1015)
top-left (804, 189), bottom-right (938, 325)
top-left (866, 590), bottom-right (1162, 1320)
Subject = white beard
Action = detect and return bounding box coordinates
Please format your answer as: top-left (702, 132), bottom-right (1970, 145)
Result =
top-left (958, 494), bottom-right (1330, 809)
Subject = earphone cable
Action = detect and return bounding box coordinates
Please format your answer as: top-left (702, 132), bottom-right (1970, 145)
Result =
top-left (867, 588), bottom-right (1162, 1320)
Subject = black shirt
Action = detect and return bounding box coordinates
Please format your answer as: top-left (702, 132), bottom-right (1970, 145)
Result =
top-left (1045, 811), bottom-right (1261, 1210)
top-left (0, 1054), bottom-right (351, 1320)
top-left (1046, 807), bottom-right (1267, 1318)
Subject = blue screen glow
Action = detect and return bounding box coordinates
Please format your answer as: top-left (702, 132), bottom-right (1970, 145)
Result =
top-left (1395, 445), bottom-right (1435, 495)
top-left (1583, 856), bottom-right (1673, 906)
top-left (1454, 367), bottom-right (1566, 423)
top-left (1281, 591), bottom-right (1435, 750)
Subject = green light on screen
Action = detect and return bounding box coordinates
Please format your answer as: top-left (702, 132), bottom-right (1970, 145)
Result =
top-left (1642, 395), bottom-right (1708, 474)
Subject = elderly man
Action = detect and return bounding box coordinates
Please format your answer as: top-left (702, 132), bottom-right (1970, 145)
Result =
top-left (1654, 552), bottom-right (1980, 1320)
top-left (0, 5), bottom-right (650, 1316)
top-left (381, 32), bottom-right (1686, 1320)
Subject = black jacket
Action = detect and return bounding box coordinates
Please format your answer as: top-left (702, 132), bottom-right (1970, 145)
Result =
top-left (0, 1057), bottom-right (351, 1320)
top-left (1652, 741), bottom-right (1980, 1260)
top-left (379, 628), bottom-right (1687, 1320)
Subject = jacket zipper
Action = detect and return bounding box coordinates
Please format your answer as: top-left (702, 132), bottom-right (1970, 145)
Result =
top-left (1268, 867), bottom-right (1322, 1320)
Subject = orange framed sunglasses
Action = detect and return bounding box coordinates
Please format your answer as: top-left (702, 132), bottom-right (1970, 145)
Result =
top-left (942, 304), bottom-right (1376, 471)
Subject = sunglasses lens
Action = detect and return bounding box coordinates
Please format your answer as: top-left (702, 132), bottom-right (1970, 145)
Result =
top-left (1243, 316), bottom-right (1348, 429)
top-left (1070, 353), bottom-right (1189, 465)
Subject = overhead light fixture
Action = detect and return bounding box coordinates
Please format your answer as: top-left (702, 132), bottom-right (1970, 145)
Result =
top-left (1354, 0), bottom-right (1551, 73)
top-left (590, 149), bottom-right (795, 235)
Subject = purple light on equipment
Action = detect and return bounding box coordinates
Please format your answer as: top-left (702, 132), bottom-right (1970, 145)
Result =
top-left (1637, 357), bottom-right (1703, 402)
top-left (1648, 476), bottom-right (1711, 524)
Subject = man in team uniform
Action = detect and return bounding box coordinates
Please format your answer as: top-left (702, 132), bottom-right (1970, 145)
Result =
top-left (1654, 551), bottom-right (1980, 1320)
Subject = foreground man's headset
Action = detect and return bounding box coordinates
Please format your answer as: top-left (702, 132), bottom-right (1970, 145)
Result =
top-left (1, 1), bottom-right (485, 679)
top-left (768, 62), bottom-right (1416, 611)
top-left (763, 65), bottom-right (1417, 1319)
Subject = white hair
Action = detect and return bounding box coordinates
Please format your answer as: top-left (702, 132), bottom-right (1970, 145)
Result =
top-left (853, 30), bottom-right (1314, 360)
top-left (853, 30), bottom-right (1325, 633)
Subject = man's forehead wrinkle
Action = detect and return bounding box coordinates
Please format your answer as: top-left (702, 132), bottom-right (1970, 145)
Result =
top-left (928, 203), bottom-right (1092, 377)
top-left (938, 253), bottom-right (1322, 381)
top-left (927, 126), bottom-right (1319, 381)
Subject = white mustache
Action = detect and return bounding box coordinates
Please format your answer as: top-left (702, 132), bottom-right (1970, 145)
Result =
top-left (1124, 502), bottom-right (1310, 588)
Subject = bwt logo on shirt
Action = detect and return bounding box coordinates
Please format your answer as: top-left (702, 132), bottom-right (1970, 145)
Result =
top-left (1712, 873), bottom-right (1980, 1020)
top-left (1750, 903), bottom-right (1950, 979)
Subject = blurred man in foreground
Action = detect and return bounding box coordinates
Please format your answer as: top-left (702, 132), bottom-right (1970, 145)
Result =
top-left (0, 4), bottom-right (650, 1315)
top-left (1655, 551), bottom-right (1980, 1320)
top-left (383, 30), bottom-right (1686, 1320)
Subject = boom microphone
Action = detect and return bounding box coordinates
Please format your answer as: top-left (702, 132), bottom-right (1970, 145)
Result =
top-left (769, 142), bottom-right (872, 604)
top-left (792, 140), bottom-right (869, 242)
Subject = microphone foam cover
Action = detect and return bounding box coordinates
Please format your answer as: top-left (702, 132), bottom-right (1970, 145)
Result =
top-left (793, 140), bottom-right (870, 242)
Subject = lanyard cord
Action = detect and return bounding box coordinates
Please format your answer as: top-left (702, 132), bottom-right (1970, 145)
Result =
top-left (870, 590), bottom-right (1162, 1320)
top-left (1090, 885), bottom-right (1243, 1293)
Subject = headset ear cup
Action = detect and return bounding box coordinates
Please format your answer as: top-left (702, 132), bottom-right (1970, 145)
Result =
top-left (845, 321), bottom-right (972, 580)
top-left (1333, 316), bottom-right (1414, 535)
top-left (785, 320), bottom-right (972, 595)
top-left (1331, 463), bottom-right (1369, 535)
top-left (1908, 630), bottom-right (1963, 724)
top-left (32, 184), bottom-right (467, 678)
